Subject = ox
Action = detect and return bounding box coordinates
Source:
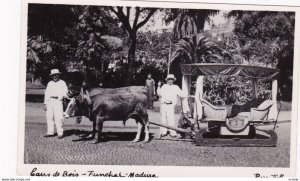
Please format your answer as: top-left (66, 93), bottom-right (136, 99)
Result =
top-left (65, 88), bottom-right (149, 144)
top-left (64, 86), bottom-right (146, 118)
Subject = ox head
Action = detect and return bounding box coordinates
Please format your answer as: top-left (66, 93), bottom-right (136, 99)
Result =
top-left (64, 89), bottom-right (91, 119)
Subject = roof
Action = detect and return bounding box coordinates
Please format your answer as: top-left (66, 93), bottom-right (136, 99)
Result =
top-left (181, 63), bottom-right (280, 79)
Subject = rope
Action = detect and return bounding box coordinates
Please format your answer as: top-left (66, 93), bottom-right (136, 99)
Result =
top-left (273, 101), bottom-right (282, 131)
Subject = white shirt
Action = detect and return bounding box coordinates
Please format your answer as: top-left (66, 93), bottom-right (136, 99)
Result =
top-left (44, 80), bottom-right (68, 104)
top-left (157, 84), bottom-right (187, 105)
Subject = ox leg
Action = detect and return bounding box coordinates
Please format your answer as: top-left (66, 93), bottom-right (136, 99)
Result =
top-left (132, 122), bottom-right (142, 143)
top-left (143, 121), bottom-right (150, 143)
top-left (83, 116), bottom-right (96, 139)
top-left (92, 116), bottom-right (104, 144)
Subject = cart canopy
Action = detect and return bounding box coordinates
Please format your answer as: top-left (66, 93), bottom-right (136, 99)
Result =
top-left (181, 63), bottom-right (279, 79)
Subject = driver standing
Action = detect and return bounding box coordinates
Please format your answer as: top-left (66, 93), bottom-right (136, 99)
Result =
top-left (43, 69), bottom-right (69, 139)
top-left (157, 74), bottom-right (190, 138)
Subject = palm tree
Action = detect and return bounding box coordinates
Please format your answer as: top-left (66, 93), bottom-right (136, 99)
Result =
top-left (172, 33), bottom-right (221, 64)
top-left (165, 9), bottom-right (219, 39)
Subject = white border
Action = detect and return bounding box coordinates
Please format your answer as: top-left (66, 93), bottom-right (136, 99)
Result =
top-left (14, 0), bottom-right (300, 178)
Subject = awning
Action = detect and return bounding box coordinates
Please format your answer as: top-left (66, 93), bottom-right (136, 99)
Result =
top-left (181, 63), bottom-right (280, 79)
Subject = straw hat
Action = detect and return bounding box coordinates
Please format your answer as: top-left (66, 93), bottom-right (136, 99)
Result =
top-left (165, 74), bottom-right (176, 81)
top-left (49, 69), bottom-right (61, 76)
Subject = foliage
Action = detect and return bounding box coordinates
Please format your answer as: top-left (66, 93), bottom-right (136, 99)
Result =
top-left (73, 6), bottom-right (109, 74)
top-left (27, 4), bottom-right (78, 83)
top-left (170, 33), bottom-right (222, 86)
top-left (227, 11), bottom-right (295, 101)
top-left (136, 30), bottom-right (173, 61)
top-left (164, 9), bottom-right (219, 39)
top-left (100, 30), bottom-right (171, 87)
top-left (27, 4), bottom-right (77, 40)
top-left (72, 5), bottom-right (125, 83)
top-left (26, 4), bottom-right (125, 85)
top-left (109, 6), bottom-right (158, 85)
top-left (208, 33), bottom-right (247, 64)
top-left (227, 11), bottom-right (294, 45)
top-left (27, 35), bottom-right (74, 84)
top-left (165, 8), bottom-right (219, 86)
top-left (173, 33), bottom-right (222, 64)
top-left (203, 76), bottom-right (272, 105)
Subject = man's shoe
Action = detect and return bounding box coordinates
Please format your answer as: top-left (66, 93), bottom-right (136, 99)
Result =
top-left (44, 134), bottom-right (55, 138)
top-left (64, 113), bottom-right (70, 118)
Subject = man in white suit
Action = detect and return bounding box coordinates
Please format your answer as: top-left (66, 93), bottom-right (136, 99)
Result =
top-left (157, 74), bottom-right (189, 138)
top-left (43, 69), bottom-right (69, 139)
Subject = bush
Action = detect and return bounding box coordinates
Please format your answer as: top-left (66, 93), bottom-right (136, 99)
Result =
top-left (202, 76), bottom-right (272, 105)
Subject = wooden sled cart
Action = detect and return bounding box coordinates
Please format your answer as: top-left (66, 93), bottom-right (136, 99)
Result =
top-left (150, 63), bottom-right (281, 147)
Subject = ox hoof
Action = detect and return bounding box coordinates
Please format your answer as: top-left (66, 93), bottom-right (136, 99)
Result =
top-left (142, 140), bottom-right (150, 143)
top-left (79, 134), bottom-right (86, 138)
top-left (85, 134), bottom-right (95, 139)
top-left (92, 140), bottom-right (100, 144)
top-left (131, 139), bottom-right (139, 143)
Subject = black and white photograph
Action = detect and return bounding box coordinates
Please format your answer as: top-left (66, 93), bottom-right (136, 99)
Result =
top-left (17, 0), bottom-right (299, 177)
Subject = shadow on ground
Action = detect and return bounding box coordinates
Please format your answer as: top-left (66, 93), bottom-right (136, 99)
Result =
top-left (63, 129), bottom-right (155, 142)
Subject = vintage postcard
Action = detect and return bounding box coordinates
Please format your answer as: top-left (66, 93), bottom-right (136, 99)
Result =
top-left (18, 0), bottom-right (299, 177)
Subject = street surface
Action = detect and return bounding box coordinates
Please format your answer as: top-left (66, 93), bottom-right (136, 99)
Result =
top-left (24, 102), bottom-right (291, 167)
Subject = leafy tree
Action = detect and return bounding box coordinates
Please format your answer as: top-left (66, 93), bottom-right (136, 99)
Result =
top-left (136, 30), bottom-right (173, 61)
top-left (133, 30), bottom-right (173, 84)
top-left (164, 9), bottom-right (219, 39)
top-left (73, 6), bottom-right (113, 84)
top-left (227, 11), bottom-right (295, 101)
top-left (102, 30), bottom-right (172, 87)
top-left (27, 4), bottom-right (79, 83)
top-left (27, 4), bottom-right (77, 40)
top-left (27, 4), bottom-right (125, 85)
top-left (109, 6), bottom-right (157, 85)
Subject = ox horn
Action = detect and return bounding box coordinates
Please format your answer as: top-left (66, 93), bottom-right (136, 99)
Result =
top-left (80, 87), bottom-right (84, 96)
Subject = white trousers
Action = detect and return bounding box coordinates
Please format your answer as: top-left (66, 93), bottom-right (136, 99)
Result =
top-left (46, 99), bottom-right (64, 136)
top-left (160, 103), bottom-right (177, 136)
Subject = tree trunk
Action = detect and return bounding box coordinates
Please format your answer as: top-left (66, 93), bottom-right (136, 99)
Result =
top-left (196, 19), bottom-right (205, 34)
top-left (125, 31), bottom-right (137, 86)
top-left (192, 35), bottom-right (197, 63)
top-left (31, 74), bottom-right (35, 84)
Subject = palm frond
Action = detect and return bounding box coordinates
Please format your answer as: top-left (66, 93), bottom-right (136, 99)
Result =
top-left (172, 33), bottom-right (222, 64)
top-left (170, 9), bottom-right (219, 38)
top-left (27, 48), bottom-right (41, 63)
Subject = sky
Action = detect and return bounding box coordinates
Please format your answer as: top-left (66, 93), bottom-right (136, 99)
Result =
top-left (135, 10), bottom-right (231, 32)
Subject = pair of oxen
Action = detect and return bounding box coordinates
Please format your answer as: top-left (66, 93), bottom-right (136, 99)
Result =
top-left (64, 86), bottom-right (150, 144)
